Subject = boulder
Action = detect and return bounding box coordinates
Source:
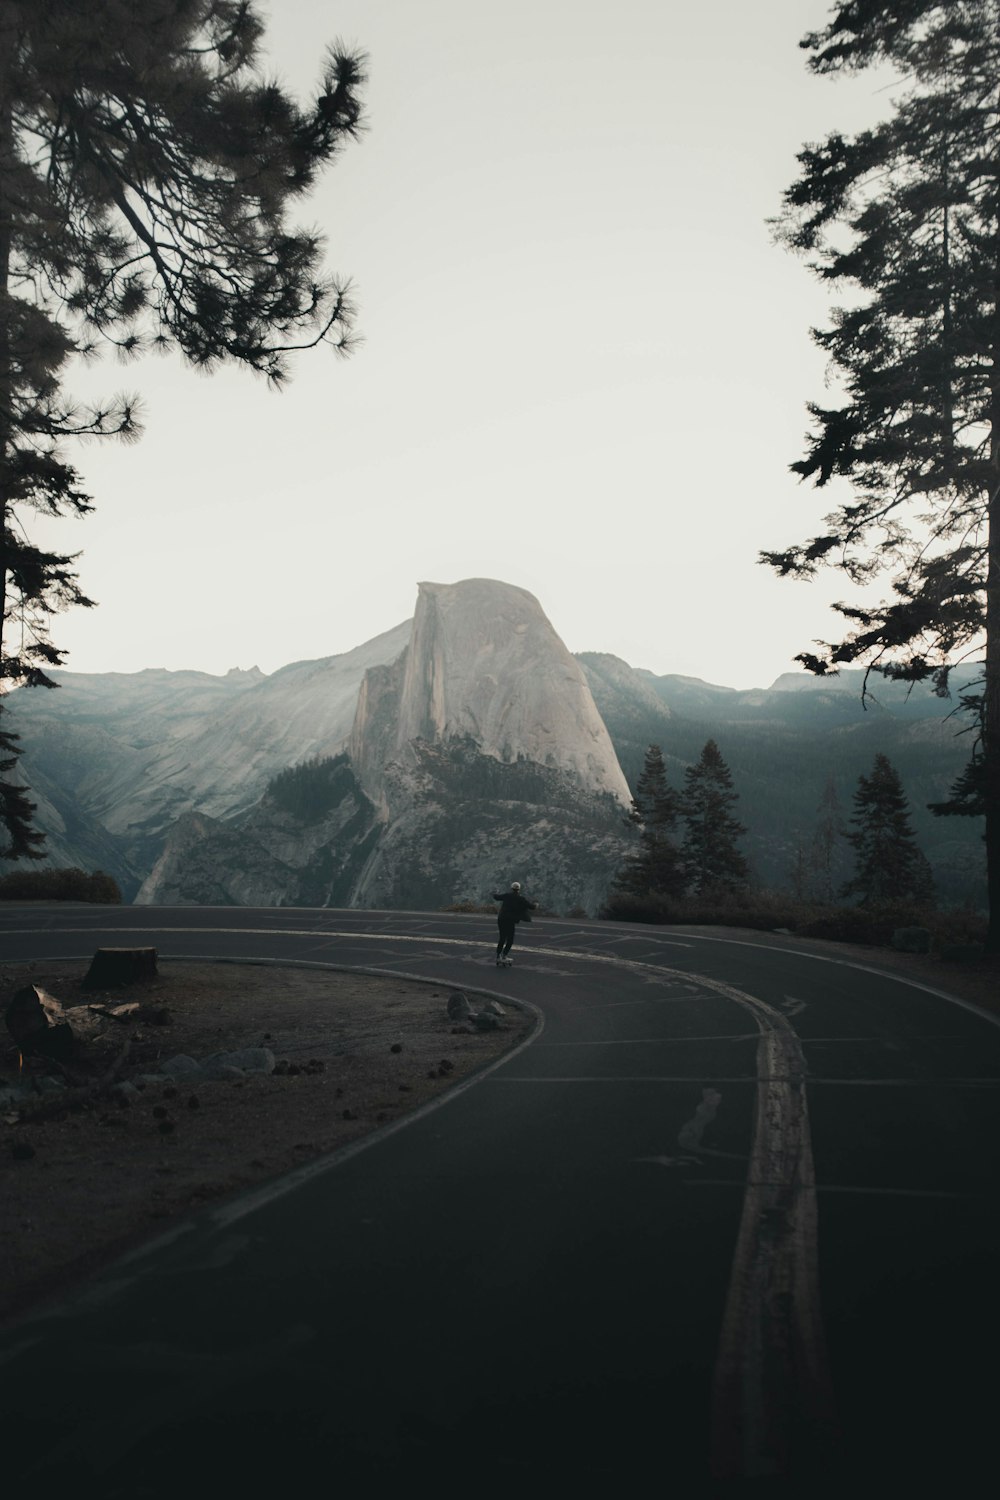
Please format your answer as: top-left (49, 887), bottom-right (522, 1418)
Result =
top-left (202, 1062), bottom-right (246, 1081)
top-left (204, 1047), bottom-right (275, 1075)
top-left (158, 1054), bottom-right (202, 1080)
top-left (446, 991), bottom-right (471, 1021)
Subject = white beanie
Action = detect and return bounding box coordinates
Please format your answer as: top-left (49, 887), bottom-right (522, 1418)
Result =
top-left (511, 881), bottom-right (521, 891)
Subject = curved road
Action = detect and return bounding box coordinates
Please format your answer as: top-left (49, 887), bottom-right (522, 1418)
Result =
top-left (2, 905), bottom-right (998, 1489)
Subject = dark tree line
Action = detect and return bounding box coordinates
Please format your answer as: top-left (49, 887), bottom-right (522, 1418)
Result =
top-left (1, 1), bottom-right (366, 858)
top-left (612, 740), bottom-right (749, 905)
top-left (614, 742), bottom-right (935, 914)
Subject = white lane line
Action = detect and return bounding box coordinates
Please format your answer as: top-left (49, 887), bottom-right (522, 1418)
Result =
top-left (12, 923), bottom-right (833, 1475)
top-left (801, 1035), bottom-right (981, 1043)
top-left (6, 919), bottom-right (999, 1030)
top-left (588, 935), bottom-right (694, 949)
top-left (688, 1180), bottom-right (988, 1200)
top-left (0, 960), bottom-right (545, 1338)
top-left (533, 1034), bottom-right (759, 1046)
top-left (490, 1076), bottom-right (757, 1084)
top-left (569, 1002), bottom-right (704, 1014)
top-left (666, 931), bottom-right (1000, 1030)
top-left (807, 1077), bottom-right (1000, 1088)
top-left (490, 1074), bottom-right (1000, 1086)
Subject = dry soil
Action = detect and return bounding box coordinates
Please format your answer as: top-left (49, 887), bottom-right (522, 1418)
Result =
top-left (0, 959), bottom-right (534, 1327)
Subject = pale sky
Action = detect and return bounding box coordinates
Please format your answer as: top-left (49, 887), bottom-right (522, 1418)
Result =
top-left (32, 0), bottom-right (894, 690)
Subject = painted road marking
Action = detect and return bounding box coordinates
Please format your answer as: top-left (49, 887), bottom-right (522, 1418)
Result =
top-left (688, 1180), bottom-right (990, 1200)
top-left (807, 1076), bottom-right (1000, 1087)
top-left (5, 924), bottom-right (835, 1478)
top-left (677, 1086), bottom-right (724, 1152)
top-left (533, 1034), bottom-right (759, 1046)
top-left (491, 1075), bottom-right (757, 1084)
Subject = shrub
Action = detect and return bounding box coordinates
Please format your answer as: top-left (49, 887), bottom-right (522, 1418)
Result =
top-left (0, 867), bottom-right (123, 903)
top-left (601, 888), bottom-right (800, 931)
top-left (602, 886), bottom-right (987, 955)
top-left (440, 900), bottom-right (494, 915)
top-left (891, 926), bottom-right (932, 955)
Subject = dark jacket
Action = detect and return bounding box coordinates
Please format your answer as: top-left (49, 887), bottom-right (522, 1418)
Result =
top-left (493, 891), bottom-right (535, 923)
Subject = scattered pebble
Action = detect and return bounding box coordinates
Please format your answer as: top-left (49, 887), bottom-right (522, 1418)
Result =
top-left (187, 1095), bottom-right (200, 1110)
top-left (157, 1120), bottom-right (175, 1135)
top-left (342, 1108), bottom-right (357, 1121)
top-left (12, 1141), bottom-right (35, 1160)
top-left (390, 1043), bottom-right (403, 1054)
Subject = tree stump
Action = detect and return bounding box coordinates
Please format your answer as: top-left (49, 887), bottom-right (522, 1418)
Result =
top-left (82, 947), bottom-right (158, 989)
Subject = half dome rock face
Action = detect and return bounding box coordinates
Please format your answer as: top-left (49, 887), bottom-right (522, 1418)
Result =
top-left (390, 579), bottom-right (631, 805)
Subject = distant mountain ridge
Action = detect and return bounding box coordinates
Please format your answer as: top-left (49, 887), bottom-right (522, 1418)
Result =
top-left (1, 581), bottom-right (986, 909)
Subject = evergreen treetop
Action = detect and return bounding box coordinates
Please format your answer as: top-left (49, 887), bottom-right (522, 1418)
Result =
top-left (614, 743), bottom-right (685, 900)
top-left (681, 739), bottom-right (749, 896)
top-left (842, 751), bottom-right (934, 906)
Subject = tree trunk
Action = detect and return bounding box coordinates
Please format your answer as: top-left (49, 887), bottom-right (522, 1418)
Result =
top-left (986, 145), bottom-right (1000, 956)
top-left (985, 479), bottom-right (1000, 954)
top-left (0, 9), bottom-right (15, 675)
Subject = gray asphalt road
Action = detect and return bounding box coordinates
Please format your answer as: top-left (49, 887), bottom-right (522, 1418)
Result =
top-left (1, 905), bottom-right (998, 1491)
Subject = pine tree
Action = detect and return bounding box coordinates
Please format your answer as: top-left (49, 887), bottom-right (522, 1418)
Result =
top-left (613, 743), bottom-right (685, 900)
top-left (0, 2), bottom-right (366, 854)
top-left (842, 753), bottom-right (934, 906)
top-left (809, 774), bottom-right (846, 904)
top-left (759, 1), bottom-right (1000, 951)
top-left (681, 740), bottom-right (749, 896)
top-left (0, 723), bottom-right (44, 859)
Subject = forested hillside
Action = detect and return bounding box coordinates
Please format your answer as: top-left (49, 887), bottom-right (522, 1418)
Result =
top-left (579, 656), bottom-right (984, 907)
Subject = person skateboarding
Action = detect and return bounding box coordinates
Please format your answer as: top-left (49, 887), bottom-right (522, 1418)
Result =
top-left (492, 881), bottom-right (537, 966)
